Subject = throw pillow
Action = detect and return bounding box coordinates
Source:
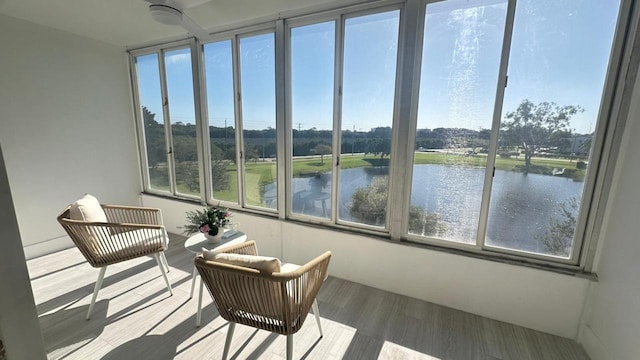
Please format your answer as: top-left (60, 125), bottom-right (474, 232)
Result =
top-left (202, 250), bottom-right (281, 273)
top-left (69, 194), bottom-right (107, 223)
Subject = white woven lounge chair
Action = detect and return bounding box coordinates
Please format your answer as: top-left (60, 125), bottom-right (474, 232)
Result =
top-left (195, 240), bottom-right (331, 360)
top-left (57, 194), bottom-right (172, 319)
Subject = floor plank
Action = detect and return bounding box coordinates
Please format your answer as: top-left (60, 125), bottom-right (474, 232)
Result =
top-left (27, 233), bottom-right (590, 360)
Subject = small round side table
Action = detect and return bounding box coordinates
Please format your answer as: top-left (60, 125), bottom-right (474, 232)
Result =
top-left (184, 230), bottom-right (247, 326)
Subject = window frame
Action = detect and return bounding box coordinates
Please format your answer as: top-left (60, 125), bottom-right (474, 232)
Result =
top-left (284, 15), bottom-right (341, 226)
top-left (128, 0), bottom-right (634, 272)
top-left (130, 39), bottom-right (204, 202)
top-left (236, 28), bottom-right (279, 213)
top-left (198, 25), bottom-right (280, 214)
top-left (284, 4), bottom-right (404, 233)
top-left (198, 36), bottom-right (237, 207)
top-left (400, 0), bottom-right (631, 269)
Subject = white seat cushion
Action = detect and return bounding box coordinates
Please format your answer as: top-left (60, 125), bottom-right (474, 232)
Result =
top-left (109, 228), bottom-right (167, 247)
top-left (89, 229), bottom-right (167, 263)
top-left (279, 262), bottom-right (300, 273)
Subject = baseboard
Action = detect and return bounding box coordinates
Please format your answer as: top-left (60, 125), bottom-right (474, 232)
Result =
top-left (23, 236), bottom-right (74, 260)
top-left (578, 324), bottom-right (612, 360)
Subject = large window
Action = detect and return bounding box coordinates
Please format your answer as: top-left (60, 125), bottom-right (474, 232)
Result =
top-left (201, 32), bottom-right (277, 210)
top-left (287, 9), bottom-right (401, 228)
top-left (290, 21), bottom-right (336, 220)
top-left (339, 10), bottom-right (400, 228)
top-left (406, 0), bottom-right (621, 263)
top-left (203, 40), bottom-right (238, 204)
top-left (239, 33), bottom-right (277, 210)
top-left (133, 44), bottom-right (200, 198)
top-left (136, 53), bottom-right (169, 192)
top-left (485, 0), bottom-right (620, 259)
top-left (408, 0), bottom-right (507, 243)
top-left (131, 0), bottom-right (627, 269)
top-left (165, 48), bottom-right (199, 197)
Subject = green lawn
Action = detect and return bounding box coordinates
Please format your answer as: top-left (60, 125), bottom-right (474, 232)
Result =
top-left (213, 161), bottom-right (276, 203)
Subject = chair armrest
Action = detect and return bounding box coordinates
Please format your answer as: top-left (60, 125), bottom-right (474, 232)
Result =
top-left (272, 251), bottom-right (331, 282)
top-left (276, 251), bottom-right (331, 332)
top-left (101, 204), bottom-right (163, 226)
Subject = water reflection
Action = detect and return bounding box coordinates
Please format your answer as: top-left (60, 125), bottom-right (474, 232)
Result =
top-left (288, 164), bottom-right (584, 255)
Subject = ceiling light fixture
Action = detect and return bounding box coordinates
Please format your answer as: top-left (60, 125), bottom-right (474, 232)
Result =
top-left (149, 4), bottom-right (182, 26)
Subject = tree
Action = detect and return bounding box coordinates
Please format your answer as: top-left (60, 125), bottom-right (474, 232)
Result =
top-left (538, 197), bottom-right (578, 257)
top-left (245, 146), bottom-right (259, 163)
top-left (408, 205), bottom-right (447, 236)
top-left (312, 143), bottom-right (332, 164)
top-left (579, 136), bottom-right (593, 155)
top-left (350, 177), bottom-right (445, 235)
top-left (350, 177), bottom-right (388, 225)
top-left (142, 106), bottom-right (167, 168)
top-left (210, 143), bottom-right (231, 192)
top-left (501, 100), bottom-right (583, 172)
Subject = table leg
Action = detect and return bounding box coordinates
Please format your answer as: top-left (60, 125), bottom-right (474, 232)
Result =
top-left (196, 277), bottom-right (204, 327)
top-left (189, 266), bottom-right (197, 299)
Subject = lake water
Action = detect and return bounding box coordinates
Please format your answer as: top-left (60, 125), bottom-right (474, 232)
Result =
top-left (291, 164), bottom-right (585, 253)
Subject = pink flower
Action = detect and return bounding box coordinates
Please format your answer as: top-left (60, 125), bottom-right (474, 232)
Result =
top-left (224, 212), bottom-right (230, 218)
top-left (200, 224), bottom-right (210, 233)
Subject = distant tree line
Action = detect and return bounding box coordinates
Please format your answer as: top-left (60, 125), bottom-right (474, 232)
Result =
top-left (143, 99), bottom-right (593, 172)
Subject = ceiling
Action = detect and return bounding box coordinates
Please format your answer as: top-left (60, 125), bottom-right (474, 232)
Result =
top-left (0, 0), bottom-right (351, 48)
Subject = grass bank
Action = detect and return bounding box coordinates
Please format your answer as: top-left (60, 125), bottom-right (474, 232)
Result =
top-left (288, 152), bottom-right (586, 181)
top-left (172, 151), bottom-right (585, 203)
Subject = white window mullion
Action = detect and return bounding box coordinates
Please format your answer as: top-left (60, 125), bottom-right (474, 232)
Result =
top-left (190, 39), bottom-right (208, 203)
top-left (129, 54), bottom-right (151, 192)
top-left (231, 35), bottom-right (246, 208)
top-left (284, 21), bottom-right (294, 219)
top-left (157, 49), bottom-right (177, 196)
top-left (475, 0), bottom-right (517, 250)
top-left (275, 19), bottom-right (287, 219)
top-left (331, 15), bottom-right (345, 225)
top-left (389, 0), bottom-right (423, 240)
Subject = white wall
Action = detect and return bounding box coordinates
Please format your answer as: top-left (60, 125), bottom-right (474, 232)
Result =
top-left (576, 61), bottom-right (640, 360)
top-left (143, 194), bottom-right (590, 339)
top-left (0, 145), bottom-right (46, 359)
top-left (0, 14), bottom-right (141, 258)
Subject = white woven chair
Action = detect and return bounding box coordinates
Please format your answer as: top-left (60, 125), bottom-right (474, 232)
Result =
top-left (195, 241), bottom-right (331, 360)
top-left (57, 195), bottom-right (172, 319)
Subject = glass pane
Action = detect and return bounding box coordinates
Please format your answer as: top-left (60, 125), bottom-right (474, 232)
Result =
top-left (239, 33), bottom-right (277, 209)
top-left (204, 40), bottom-right (238, 204)
top-left (136, 54), bottom-right (170, 192)
top-left (408, 0), bottom-right (507, 243)
top-left (339, 10), bottom-right (399, 227)
top-left (291, 21), bottom-right (335, 219)
top-left (486, 0), bottom-right (620, 257)
top-left (165, 48), bottom-right (199, 197)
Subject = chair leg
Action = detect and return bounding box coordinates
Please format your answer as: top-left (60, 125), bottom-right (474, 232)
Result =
top-left (312, 299), bottom-right (323, 338)
top-left (286, 334), bottom-right (293, 360)
top-left (160, 251), bottom-right (170, 273)
top-left (154, 253), bottom-right (172, 296)
top-left (87, 267), bottom-right (107, 320)
top-left (196, 278), bottom-right (204, 327)
top-left (189, 266), bottom-right (197, 299)
top-left (222, 322), bottom-right (236, 360)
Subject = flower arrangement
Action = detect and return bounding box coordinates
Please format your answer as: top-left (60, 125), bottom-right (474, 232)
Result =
top-left (183, 205), bottom-right (233, 236)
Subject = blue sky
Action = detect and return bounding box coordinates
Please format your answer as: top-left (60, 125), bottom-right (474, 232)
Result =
top-left (137, 0), bottom-right (620, 135)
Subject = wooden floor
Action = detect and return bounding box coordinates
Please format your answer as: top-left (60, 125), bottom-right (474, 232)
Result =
top-left (27, 234), bottom-right (590, 360)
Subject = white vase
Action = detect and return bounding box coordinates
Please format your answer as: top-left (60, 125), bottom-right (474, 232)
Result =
top-left (204, 230), bottom-right (223, 243)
